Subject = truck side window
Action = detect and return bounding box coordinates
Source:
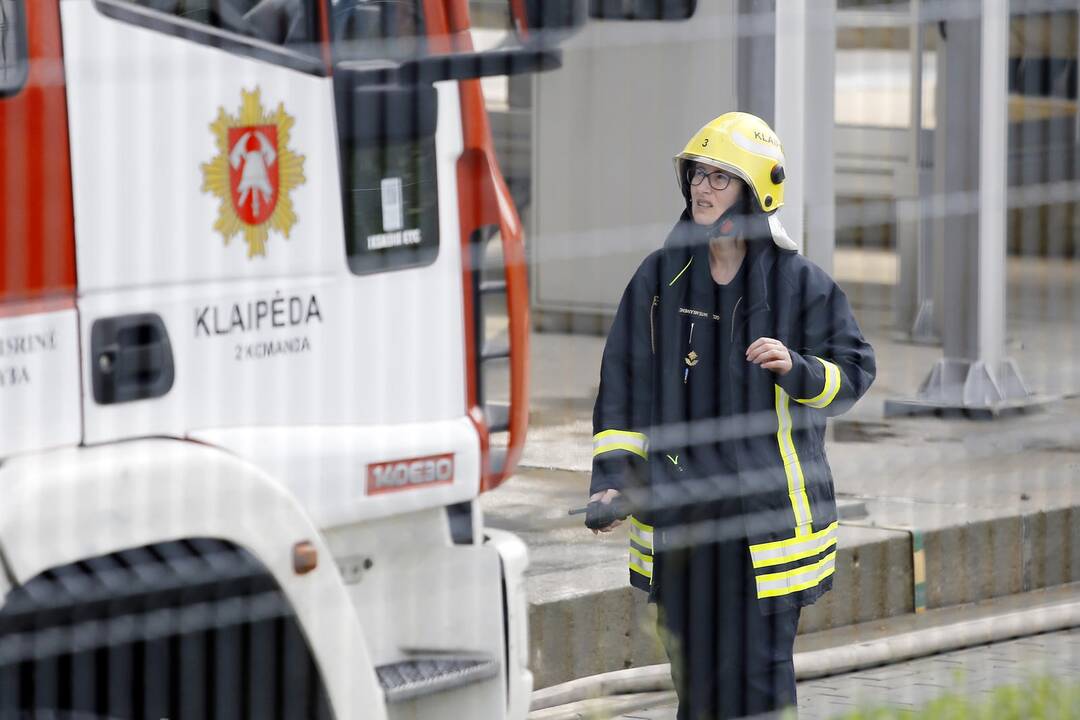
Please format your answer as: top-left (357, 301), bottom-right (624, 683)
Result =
top-left (0, 0), bottom-right (28, 97)
top-left (112, 0), bottom-right (320, 55)
top-left (590, 0), bottom-right (696, 21)
top-left (340, 82), bottom-right (440, 275)
top-left (329, 0), bottom-right (426, 60)
top-left (331, 1), bottom-right (438, 275)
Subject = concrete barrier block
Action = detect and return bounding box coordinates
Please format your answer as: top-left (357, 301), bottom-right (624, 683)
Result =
top-left (923, 517), bottom-right (1023, 609)
top-left (800, 526), bottom-right (912, 634)
top-left (529, 586), bottom-right (665, 690)
top-left (1022, 506), bottom-right (1080, 591)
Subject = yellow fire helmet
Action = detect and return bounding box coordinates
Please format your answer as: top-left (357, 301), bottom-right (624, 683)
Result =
top-left (674, 112), bottom-right (787, 215)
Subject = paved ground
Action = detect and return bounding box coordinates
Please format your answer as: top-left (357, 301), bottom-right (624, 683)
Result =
top-left (600, 627), bottom-right (1080, 719)
top-left (798, 627), bottom-right (1080, 718)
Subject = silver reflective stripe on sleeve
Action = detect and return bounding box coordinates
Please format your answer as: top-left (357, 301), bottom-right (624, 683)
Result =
top-left (629, 516), bottom-right (654, 550)
top-left (593, 429), bottom-right (649, 460)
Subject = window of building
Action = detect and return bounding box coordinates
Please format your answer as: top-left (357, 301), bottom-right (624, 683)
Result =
top-left (590, 0), bottom-right (696, 21)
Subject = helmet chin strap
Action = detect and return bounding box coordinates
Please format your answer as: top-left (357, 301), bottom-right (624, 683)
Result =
top-left (706, 202), bottom-right (743, 240)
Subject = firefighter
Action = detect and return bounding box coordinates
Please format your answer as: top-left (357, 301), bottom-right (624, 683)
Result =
top-left (587, 112), bottom-right (876, 719)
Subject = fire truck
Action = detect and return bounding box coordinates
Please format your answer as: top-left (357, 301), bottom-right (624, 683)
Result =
top-left (0, 0), bottom-right (580, 717)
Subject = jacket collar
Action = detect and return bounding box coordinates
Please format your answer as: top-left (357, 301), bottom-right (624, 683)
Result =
top-left (663, 212), bottom-right (782, 317)
top-left (743, 236), bottom-right (776, 316)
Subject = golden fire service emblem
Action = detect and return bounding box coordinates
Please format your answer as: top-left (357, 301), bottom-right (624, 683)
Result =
top-left (201, 88), bottom-right (306, 258)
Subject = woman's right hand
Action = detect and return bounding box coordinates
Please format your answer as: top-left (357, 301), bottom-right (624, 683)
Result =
top-left (589, 489), bottom-right (624, 535)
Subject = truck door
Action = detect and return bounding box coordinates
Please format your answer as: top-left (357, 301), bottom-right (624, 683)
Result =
top-left (0, 0), bottom-right (81, 458)
top-left (62, 0), bottom-right (353, 445)
top-left (63, 0), bottom-right (477, 452)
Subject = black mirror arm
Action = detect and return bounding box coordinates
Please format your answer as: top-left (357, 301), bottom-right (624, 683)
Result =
top-left (337, 46), bottom-right (562, 86)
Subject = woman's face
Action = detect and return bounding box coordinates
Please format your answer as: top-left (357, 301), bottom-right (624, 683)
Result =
top-left (688, 163), bottom-right (743, 226)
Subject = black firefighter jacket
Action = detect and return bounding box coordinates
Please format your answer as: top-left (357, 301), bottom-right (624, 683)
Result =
top-left (589, 213), bottom-right (876, 614)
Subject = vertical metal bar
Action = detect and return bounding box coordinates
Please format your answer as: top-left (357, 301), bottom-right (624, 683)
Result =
top-left (179, 626), bottom-right (208, 720)
top-left (900, 0), bottom-right (931, 337)
top-left (979, 0), bottom-right (1009, 370)
top-left (910, 0), bottom-right (924, 164)
top-left (910, 0), bottom-right (931, 323)
top-left (931, 17), bottom-right (949, 338)
top-left (247, 611), bottom-right (276, 719)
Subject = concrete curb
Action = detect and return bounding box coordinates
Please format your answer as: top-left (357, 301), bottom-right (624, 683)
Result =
top-left (796, 598), bottom-right (1080, 679)
top-left (530, 664), bottom-right (672, 712)
top-left (529, 599), bottom-right (1080, 716)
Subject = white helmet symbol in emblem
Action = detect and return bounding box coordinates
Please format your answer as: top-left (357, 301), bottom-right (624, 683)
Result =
top-left (229, 130), bottom-right (278, 217)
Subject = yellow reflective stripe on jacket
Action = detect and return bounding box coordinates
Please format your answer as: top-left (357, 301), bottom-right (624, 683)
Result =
top-left (755, 551), bottom-right (837, 599)
top-left (795, 357), bottom-right (842, 409)
top-left (628, 515), bottom-right (655, 582)
top-left (775, 387), bottom-right (812, 534)
top-left (630, 516), bottom-right (654, 550)
top-left (629, 546), bottom-right (653, 579)
top-left (593, 429), bottom-right (649, 460)
top-left (749, 522), bottom-right (838, 569)
top-left (669, 256), bottom-right (693, 287)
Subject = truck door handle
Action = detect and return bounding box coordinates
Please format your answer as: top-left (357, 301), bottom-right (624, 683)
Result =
top-left (91, 314), bottom-right (175, 404)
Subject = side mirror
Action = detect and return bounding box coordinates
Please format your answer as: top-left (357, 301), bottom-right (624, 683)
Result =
top-left (512, 0), bottom-right (587, 46)
top-left (589, 0), bottom-right (696, 21)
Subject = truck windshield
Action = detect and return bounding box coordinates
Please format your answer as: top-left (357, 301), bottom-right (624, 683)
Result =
top-left (117, 0), bottom-right (320, 53)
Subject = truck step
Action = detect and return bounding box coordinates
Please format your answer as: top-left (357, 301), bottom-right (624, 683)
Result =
top-left (377, 655), bottom-right (500, 703)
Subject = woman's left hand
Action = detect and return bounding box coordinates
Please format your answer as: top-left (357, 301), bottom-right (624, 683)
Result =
top-left (747, 337), bottom-right (792, 376)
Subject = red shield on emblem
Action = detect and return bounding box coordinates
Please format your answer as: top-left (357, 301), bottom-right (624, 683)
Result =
top-left (227, 125), bottom-right (280, 226)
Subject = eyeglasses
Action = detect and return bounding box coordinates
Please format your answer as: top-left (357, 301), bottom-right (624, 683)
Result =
top-left (687, 166), bottom-right (733, 191)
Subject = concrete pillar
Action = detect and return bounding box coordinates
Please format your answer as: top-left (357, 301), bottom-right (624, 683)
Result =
top-left (886, 0), bottom-right (1037, 417)
top-left (774, 0), bottom-right (836, 273)
top-left (737, 0), bottom-right (775, 124)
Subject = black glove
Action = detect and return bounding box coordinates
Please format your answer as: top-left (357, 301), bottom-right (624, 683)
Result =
top-left (584, 494), bottom-right (632, 530)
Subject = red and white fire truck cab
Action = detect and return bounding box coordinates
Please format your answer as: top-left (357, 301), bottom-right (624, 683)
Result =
top-left (0, 1), bottom-right (579, 717)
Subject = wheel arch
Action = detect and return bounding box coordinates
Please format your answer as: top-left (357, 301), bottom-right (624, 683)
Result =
top-left (0, 437), bottom-right (386, 720)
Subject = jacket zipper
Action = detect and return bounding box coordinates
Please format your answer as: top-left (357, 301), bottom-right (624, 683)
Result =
top-left (684, 320), bottom-right (695, 384)
top-left (650, 295), bottom-right (659, 354)
top-left (729, 302), bottom-right (767, 377)
top-left (731, 296), bottom-right (743, 343)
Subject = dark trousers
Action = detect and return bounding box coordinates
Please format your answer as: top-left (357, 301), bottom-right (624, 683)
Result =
top-left (655, 533), bottom-right (801, 720)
